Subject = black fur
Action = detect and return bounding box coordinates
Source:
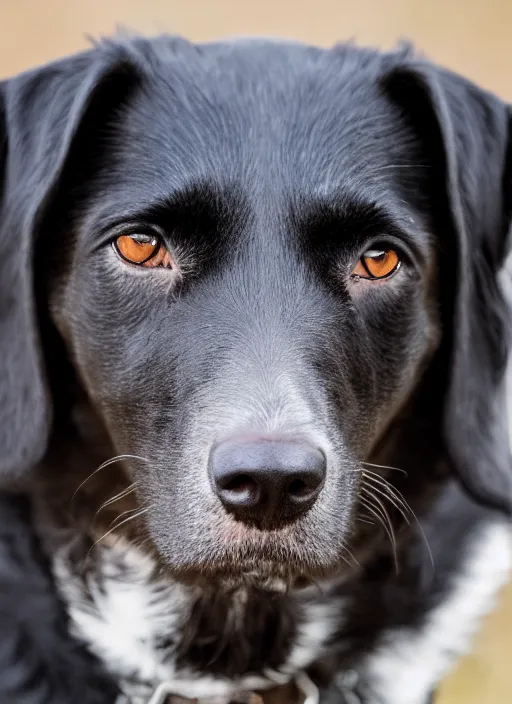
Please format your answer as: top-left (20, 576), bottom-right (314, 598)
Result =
top-left (0, 494), bottom-right (118, 703)
top-left (0, 36), bottom-right (511, 703)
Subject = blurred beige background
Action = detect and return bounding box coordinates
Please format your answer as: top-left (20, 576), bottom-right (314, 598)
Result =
top-left (1, 1), bottom-right (511, 702)
top-left (2, 0), bottom-right (512, 100)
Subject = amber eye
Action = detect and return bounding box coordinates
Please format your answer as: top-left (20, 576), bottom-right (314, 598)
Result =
top-left (352, 248), bottom-right (401, 280)
top-left (114, 233), bottom-right (173, 268)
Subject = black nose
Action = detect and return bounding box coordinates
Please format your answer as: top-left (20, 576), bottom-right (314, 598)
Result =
top-left (209, 438), bottom-right (326, 528)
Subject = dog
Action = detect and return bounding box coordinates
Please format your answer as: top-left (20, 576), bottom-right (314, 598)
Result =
top-left (0, 34), bottom-right (511, 704)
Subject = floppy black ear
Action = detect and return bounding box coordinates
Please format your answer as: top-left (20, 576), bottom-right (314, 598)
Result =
top-left (385, 60), bottom-right (512, 512)
top-left (0, 46), bottom-right (138, 480)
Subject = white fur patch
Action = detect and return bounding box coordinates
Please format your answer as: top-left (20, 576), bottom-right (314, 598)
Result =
top-left (53, 542), bottom-right (192, 697)
top-left (283, 599), bottom-right (341, 674)
top-left (356, 521), bottom-right (512, 704)
top-left (53, 539), bottom-right (335, 702)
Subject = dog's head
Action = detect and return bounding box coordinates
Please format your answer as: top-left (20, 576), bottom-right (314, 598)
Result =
top-left (1, 37), bottom-right (511, 586)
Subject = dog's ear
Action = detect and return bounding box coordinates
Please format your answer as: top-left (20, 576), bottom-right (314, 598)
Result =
top-left (0, 46), bottom-right (138, 480)
top-left (385, 60), bottom-right (512, 512)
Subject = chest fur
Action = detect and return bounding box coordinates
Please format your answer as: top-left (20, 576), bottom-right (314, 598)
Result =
top-left (52, 540), bottom-right (338, 701)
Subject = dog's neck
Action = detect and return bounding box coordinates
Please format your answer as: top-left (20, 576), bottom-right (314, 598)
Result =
top-left (47, 530), bottom-right (338, 702)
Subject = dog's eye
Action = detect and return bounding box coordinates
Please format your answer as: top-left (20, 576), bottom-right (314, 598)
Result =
top-left (351, 248), bottom-right (400, 280)
top-left (114, 233), bottom-right (173, 268)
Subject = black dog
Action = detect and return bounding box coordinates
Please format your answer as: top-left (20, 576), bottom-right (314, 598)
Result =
top-left (0, 35), bottom-right (511, 704)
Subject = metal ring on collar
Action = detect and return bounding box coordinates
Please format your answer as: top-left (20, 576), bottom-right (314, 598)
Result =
top-left (145, 672), bottom-right (320, 704)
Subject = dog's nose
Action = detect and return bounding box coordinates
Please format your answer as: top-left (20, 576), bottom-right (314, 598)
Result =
top-left (209, 438), bottom-right (326, 527)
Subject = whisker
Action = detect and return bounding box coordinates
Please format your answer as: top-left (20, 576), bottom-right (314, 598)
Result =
top-left (363, 471), bottom-right (412, 513)
top-left (360, 494), bottom-right (393, 543)
top-left (360, 498), bottom-right (393, 549)
top-left (108, 506), bottom-right (143, 530)
top-left (132, 535), bottom-right (152, 550)
top-left (71, 455), bottom-right (148, 503)
top-left (340, 542), bottom-right (361, 569)
top-left (361, 489), bottom-right (397, 546)
top-left (412, 518), bottom-right (435, 570)
top-left (352, 466), bottom-right (434, 569)
top-left (87, 507), bottom-right (150, 560)
top-left (362, 470), bottom-right (434, 570)
top-left (361, 491), bottom-right (398, 572)
top-left (361, 461), bottom-right (408, 476)
top-left (95, 482), bottom-right (139, 518)
top-left (362, 472), bottom-right (411, 525)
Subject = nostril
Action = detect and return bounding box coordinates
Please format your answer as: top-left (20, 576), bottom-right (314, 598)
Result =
top-left (222, 474), bottom-right (257, 495)
top-left (218, 474), bottom-right (260, 506)
top-left (287, 478), bottom-right (309, 498)
top-left (287, 471), bottom-right (324, 502)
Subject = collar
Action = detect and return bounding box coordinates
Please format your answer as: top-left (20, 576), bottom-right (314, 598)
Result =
top-left (137, 673), bottom-right (320, 704)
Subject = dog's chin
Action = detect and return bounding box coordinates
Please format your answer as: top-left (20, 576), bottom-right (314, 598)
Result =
top-left (153, 534), bottom-right (345, 592)
top-left (166, 561), bottom-right (331, 593)
top-left (194, 568), bottom-right (296, 594)
top-left (148, 508), bottom-right (352, 591)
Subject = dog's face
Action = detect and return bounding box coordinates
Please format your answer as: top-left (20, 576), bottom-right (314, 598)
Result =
top-left (1, 38), bottom-right (511, 587)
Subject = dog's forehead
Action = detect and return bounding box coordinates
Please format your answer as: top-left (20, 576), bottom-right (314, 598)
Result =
top-left (102, 41), bottom-right (411, 195)
top-left (133, 41), bottom-right (390, 142)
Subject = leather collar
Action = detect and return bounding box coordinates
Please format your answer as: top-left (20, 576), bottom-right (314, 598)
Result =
top-left (145, 673), bottom-right (319, 704)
